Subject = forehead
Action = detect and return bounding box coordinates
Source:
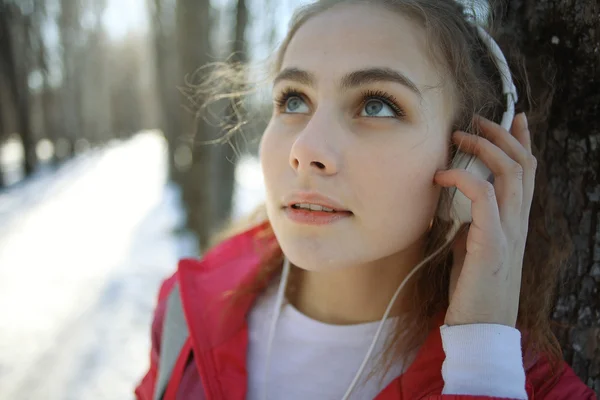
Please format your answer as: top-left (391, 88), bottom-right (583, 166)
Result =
top-left (280, 3), bottom-right (444, 94)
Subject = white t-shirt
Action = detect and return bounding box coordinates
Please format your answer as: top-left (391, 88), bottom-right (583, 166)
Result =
top-left (246, 282), bottom-right (527, 400)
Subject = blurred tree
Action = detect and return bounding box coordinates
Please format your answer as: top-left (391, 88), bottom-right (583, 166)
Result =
top-left (211, 0), bottom-right (249, 233)
top-left (0, 0), bottom-right (178, 186)
top-left (0, 91), bottom-right (4, 188)
top-left (0, 1), bottom-right (36, 177)
top-left (30, 0), bottom-right (60, 164)
top-left (498, 0), bottom-right (599, 390)
top-left (78, 0), bottom-right (112, 146)
top-left (176, 0), bottom-right (214, 250)
top-left (148, 0), bottom-right (182, 181)
top-left (59, 0), bottom-right (84, 156)
top-left (110, 35), bottom-right (145, 138)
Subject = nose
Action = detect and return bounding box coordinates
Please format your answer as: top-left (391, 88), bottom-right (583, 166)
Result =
top-left (289, 113), bottom-right (341, 176)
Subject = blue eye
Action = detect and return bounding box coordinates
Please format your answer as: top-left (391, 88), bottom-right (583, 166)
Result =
top-left (361, 99), bottom-right (396, 117)
top-left (359, 91), bottom-right (406, 119)
top-left (274, 89), bottom-right (310, 114)
top-left (285, 96), bottom-right (309, 113)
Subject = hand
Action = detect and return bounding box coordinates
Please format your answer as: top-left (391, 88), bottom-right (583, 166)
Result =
top-left (433, 113), bottom-right (536, 328)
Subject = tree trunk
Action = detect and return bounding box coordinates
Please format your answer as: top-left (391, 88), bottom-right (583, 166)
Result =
top-left (0, 97), bottom-right (4, 188)
top-left (211, 0), bottom-right (249, 232)
top-left (41, 73), bottom-right (58, 164)
top-left (499, 0), bottom-right (600, 391)
top-left (176, 0), bottom-right (214, 250)
top-left (38, 30), bottom-right (60, 164)
top-left (15, 74), bottom-right (35, 177)
top-left (149, 0), bottom-right (183, 183)
top-left (59, 0), bottom-right (83, 158)
top-left (31, 0), bottom-right (59, 165)
top-left (1, 5), bottom-right (36, 177)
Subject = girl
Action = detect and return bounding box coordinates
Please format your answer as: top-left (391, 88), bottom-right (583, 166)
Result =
top-left (136, 0), bottom-right (596, 399)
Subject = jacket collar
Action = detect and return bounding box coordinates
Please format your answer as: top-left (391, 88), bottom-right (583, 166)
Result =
top-left (177, 222), bottom-right (275, 349)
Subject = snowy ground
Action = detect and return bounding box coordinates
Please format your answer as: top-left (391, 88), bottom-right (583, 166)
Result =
top-left (0, 131), bottom-right (265, 400)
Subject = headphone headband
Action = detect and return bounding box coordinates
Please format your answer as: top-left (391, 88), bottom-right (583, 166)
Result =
top-left (475, 26), bottom-right (518, 131)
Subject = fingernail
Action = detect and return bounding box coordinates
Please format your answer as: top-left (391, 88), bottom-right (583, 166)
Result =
top-left (521, 113), bottom-right (528, 128)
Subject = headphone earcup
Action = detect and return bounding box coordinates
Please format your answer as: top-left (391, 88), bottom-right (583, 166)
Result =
top-left (436, 151), bottom-right (493, 224)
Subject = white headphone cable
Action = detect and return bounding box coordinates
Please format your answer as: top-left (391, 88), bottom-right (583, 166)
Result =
top-left (341, 221), bottom-right (462, 400)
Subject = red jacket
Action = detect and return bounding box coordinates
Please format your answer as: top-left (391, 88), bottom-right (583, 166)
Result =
top-left (135, 223), bottom-right (596, 400)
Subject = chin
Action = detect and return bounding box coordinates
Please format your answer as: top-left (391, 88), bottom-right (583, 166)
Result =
top-left (272, 227), bottom-right (365, 272)
top-left (282, 246), bottom-right (352, 272)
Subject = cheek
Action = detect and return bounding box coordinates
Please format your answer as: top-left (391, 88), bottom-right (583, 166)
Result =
top-left (350, 145), bottom-right (442, 230)
top-left (259, 123), bottom-right (290, 192)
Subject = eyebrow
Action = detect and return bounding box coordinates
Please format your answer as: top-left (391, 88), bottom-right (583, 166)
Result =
top-left (274, 67), bottom-right (422, 98)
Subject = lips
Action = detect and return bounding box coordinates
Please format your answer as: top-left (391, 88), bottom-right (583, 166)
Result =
top-left (281, 191), bottom-right (352, 225)
top-left (283, 191), bottom-right (351, 213)
top-left (284, 206), bottom-right (351, 225)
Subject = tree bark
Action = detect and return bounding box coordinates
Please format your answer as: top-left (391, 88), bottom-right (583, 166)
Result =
top-left (499, 0), bottom-right (600, 391)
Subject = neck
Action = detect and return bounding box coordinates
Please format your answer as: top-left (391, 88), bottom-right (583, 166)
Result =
top-left (287, 239), bottom-right (427, 325)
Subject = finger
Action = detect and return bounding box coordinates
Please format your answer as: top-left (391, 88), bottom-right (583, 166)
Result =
top-left (452, 131), bottom-right (523, 226)
top-left (510, 114), bottom-right (537, 228)
top-left (434, 169), bottom-right (503, 248)
top-left (475, 114), bottom-right (537, 232)
top-left (510, 113), bottom-right (532, 153)
top-left (475, 115), bottom-right (532, 170)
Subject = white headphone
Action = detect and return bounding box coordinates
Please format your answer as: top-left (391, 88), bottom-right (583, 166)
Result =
top-left (437, 26), bottom-right (519, 224)
top-left (263, 25), bottom-right (518, 400)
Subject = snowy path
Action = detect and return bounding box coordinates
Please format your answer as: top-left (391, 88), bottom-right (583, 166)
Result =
top-left (0, 131), bottom-right (264, 400)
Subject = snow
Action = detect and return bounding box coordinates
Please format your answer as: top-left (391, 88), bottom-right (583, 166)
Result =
top-left (0, 131), bottom-right (265, 399)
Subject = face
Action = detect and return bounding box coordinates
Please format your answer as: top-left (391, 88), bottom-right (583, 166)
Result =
top-left (260, 3), bottom-right (456, 271)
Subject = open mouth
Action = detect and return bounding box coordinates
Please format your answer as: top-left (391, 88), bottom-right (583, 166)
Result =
top-left (284, 202), bottom-right (352, 225)
top-left (292, 203), bottom-right (335, 213)
top-left (289, 203), bottom-right (352, 214)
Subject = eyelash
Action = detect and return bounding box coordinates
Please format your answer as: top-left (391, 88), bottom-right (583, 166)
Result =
top-left (361, 90), bottom-right (406, 118)
top-left (273, 87), bottom-right (407, 118)
top-left (273, 87), bottom-right (303, 109)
